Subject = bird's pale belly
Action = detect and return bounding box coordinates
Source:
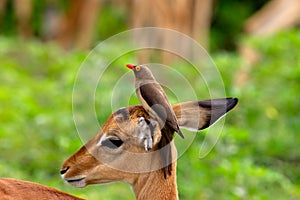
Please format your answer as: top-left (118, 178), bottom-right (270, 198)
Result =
top-left (136, 88), bottom-right (151, 112)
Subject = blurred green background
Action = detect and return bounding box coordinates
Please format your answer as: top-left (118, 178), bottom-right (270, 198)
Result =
top-left (1, 0), bottom-right (300, 199)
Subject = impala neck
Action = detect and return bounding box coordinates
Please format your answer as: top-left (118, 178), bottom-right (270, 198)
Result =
top-left (132, 162), bottom-right (178, 200)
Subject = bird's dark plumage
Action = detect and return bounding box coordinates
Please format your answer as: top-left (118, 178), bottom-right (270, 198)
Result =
top-left (139, 83), bottom-right (184, 138)
top-left (126, 64), bottom-right (184, 138)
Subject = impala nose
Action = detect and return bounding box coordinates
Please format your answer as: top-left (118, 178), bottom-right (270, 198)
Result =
top-left (60, 166), bottom-right (70, 175)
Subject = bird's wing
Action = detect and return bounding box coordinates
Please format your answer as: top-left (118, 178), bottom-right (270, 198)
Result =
top-left (139, 83), bottom-right (177, 125)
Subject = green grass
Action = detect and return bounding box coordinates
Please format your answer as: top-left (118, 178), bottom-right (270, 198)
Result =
top-left (1, 29), bottom-right (300, 199)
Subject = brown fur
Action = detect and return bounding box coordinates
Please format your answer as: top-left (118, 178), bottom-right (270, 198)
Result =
top-left (0, 178), bottom-right (83, 200)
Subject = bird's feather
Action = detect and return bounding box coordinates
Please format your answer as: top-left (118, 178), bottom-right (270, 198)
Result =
top-left (139, 83), bottom-right (184, 138)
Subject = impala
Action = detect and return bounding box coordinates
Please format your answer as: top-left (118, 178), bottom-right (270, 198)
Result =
top-left (61, 98), bottom-right (238, 200)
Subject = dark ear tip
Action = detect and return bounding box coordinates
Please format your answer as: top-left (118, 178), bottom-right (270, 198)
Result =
top-left (226, 97), bottom-right (238, 111)
top-left (230, 97), bottom-right (238, 104)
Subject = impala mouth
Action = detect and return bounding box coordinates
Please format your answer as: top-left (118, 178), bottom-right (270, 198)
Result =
top-left (63, 176), bottom-right (87, 188)
top-left (66, 177), bottom-right (85, 183)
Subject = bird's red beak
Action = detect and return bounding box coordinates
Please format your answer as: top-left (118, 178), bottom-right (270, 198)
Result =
top-left (126, 64), bottom-right (135, 69)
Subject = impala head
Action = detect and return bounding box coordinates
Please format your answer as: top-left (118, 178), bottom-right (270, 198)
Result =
top-left (61, 106), bottom-right (166, 188)
top-left (61, 98), bottom-right (238, 189)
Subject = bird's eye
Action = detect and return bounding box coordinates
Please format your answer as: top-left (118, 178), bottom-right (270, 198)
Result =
top-left (135, 66), bottom-right (141, 71)
top-left (101, 137), bottom-right (123, 149)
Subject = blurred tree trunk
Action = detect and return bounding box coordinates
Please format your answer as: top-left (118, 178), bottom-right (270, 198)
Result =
top-left (42, 0), bottom-right (61, 41)
top-left (56, 0), bottom-right (102, 50)
top-left (130, 0), bottom-right (213, 64)
top-left (0, 0), bottom-right (7, 16)
top-left (192, 0), bottom-right (213, 51)
top-left (14, 0), bottom-right (33, 38)
top-left (236, 0), bottom-right (300, 88)
top-left (244, 0), bottom-right (300, 36)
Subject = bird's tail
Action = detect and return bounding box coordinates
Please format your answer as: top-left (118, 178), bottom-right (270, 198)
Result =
top-left (176, 126), bottom-right (184, 138)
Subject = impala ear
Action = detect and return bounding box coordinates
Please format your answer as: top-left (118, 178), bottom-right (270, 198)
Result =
top-left (172, 98), bottom-right (238, 131)
top-left (136, 117), bottom-right (161, 151)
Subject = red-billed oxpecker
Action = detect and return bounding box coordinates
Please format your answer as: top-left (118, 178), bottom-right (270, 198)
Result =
top-left (126, 64), bottom-right (184, 140)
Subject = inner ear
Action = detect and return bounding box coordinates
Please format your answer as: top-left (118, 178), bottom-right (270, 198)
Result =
top-left (149, 120), bottom-right (161, 147)
top-left (136, 117), bottom-right (161, 150)
top-left (136, 117), bottom-right (152, 151)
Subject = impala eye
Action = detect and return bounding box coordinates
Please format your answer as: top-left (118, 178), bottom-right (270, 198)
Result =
top-left (101, 138), bottom-right (123, 149)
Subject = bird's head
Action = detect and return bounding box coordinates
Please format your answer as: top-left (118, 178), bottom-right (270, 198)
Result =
top-left (126, 64), bottom-right (155, 81)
